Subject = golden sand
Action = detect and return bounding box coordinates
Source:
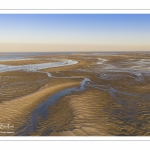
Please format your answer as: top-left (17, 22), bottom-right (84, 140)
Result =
top-left (30, 86), bottom-right (150, 136)
top-left (0, 80), bottom-right (81, 135)
top-left (0, 53), bottom-right (150, 136)
top-left (30, 88), bottom-right (113, 136)
top-left (0, 71), bottom-right (50, 102)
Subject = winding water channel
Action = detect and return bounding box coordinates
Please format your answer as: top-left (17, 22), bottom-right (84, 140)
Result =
top-left (16, 78), bottom-right (91, 135)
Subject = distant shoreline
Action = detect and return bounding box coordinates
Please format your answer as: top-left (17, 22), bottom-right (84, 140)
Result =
top-left (1, 51), bottom-right (150, 54)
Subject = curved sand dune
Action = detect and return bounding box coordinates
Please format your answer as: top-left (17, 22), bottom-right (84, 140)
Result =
top-left (0, 80), bottom-right (81, 136)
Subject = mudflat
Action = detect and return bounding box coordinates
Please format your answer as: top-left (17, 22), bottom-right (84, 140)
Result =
top-left (0, 52), bottom-right (150, 136)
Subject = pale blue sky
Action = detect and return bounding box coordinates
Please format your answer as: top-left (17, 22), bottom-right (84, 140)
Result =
top-left (0, 14), bottom-right (150, 52)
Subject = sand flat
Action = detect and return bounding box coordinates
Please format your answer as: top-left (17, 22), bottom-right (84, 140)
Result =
top-left (0, 80), bottom-right (81, 136)
top-left (0, 59), bottom-right (59, 66)
top-left (1, 53), bottom-right (150, 136)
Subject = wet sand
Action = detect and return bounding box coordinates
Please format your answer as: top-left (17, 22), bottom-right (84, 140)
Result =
top-left (0, 52), bottom-right (150, 136)
top-left (0, 71), bottom-right (50, 102)
top-left (0, 80), bottom-right (81, 136)
top-left (33, 87), bottom-right (150, 136)
top-left (30, 88), bottom-right (113, 136)
top-left (0, 59), bottom-right (59, 66)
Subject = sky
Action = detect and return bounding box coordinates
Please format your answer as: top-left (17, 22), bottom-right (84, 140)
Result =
top-left (0, 14), bottom-right (150, 52)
